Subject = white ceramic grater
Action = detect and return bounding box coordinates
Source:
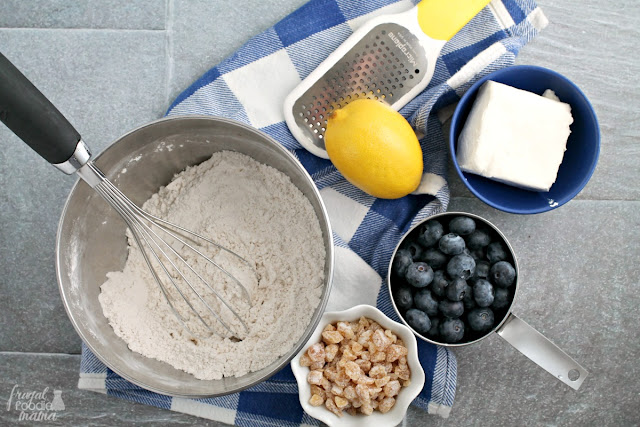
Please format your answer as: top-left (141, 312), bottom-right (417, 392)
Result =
top-left (284, 0), bottom-right (491, 158)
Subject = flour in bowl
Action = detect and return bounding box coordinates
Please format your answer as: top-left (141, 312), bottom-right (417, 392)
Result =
top-left (98, 151), bottom-right (326, 380)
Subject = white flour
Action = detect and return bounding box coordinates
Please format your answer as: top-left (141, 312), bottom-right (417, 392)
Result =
top-left (98, 151), bottom-right (325, 380)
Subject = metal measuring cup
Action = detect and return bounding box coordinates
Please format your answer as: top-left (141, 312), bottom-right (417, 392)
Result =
top-left (387, 211), bottom-right (588, 390)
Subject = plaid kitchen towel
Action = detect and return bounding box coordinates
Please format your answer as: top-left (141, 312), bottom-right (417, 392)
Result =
top-left (79, 0), bottom-right (547, 423)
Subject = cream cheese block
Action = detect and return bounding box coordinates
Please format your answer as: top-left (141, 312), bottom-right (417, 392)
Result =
top-left (456, 80), bottom-right (573, 192)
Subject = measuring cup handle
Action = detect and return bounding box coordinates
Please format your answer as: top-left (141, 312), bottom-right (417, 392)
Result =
top-left (0, 52), bottom-right (81, 166)
top-left (496, 313), bottom-right (588, 390)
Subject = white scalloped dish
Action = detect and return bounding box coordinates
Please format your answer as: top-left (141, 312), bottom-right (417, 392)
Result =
top-left (290, 304), bottom-right (425, 427)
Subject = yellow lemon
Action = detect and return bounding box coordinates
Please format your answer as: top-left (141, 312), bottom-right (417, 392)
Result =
top-left (324, 99), bottom-right (423, 199)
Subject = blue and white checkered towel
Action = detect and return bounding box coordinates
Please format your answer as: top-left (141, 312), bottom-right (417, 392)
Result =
top-left (79, 0), bottom-right (547, 424)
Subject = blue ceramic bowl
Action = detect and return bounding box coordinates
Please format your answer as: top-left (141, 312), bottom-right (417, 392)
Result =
top-left (450, 65), bottom-right (600, 214)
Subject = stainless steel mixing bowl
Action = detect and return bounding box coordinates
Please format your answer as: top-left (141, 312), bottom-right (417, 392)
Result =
top-left (56, 115), bottom-right (334, 397)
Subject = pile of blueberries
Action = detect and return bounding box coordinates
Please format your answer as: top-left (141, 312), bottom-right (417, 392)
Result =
top-left (391, 215), bottom-right (516, 343)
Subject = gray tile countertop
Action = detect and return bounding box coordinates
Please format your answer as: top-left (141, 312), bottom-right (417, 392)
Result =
top-left (0, 0), bottom-right (638, 426)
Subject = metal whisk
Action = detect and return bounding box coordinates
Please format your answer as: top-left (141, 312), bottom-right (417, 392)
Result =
top-left (80, 161), bottom-right (253, 339)
top-left (0, 52), bottom-right (253, 340)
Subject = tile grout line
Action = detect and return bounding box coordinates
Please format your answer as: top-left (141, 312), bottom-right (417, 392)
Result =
top-left (0, 27), bottom-right (165, 32)
top-left (0, 351), bottom-right (80, 357)
top-left (164, 0), bottom-right (175, 111)
top-left (449, 196), bottom-right (640, 202)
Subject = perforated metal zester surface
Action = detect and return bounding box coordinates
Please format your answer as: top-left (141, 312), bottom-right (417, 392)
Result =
top-left (291, 22), bottom-right (429, 153)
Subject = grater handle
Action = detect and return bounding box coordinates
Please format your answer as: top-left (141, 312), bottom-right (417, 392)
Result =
top-left (416, 0), bottom-right (492, 41)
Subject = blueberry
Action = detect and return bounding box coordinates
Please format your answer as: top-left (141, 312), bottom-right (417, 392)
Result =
top-left (470, 248), bottom-right (486, 263)
top-left (402, 240), bottom-right (423, 261)
top-left (428, 317), bottom-right (441, 338)
top-left (446, 254), bottom-right (476, 280)
top-left (446, 277), bottom-right (467, 302)
top-left (467, 308), bottom-right (495, 332)
top-left (405, 262), bottom-right (434, 288)
top-left (405, 308), bottom-right (431, 335)
top-left (431, 270), bottom-right (449, 298)
top-left (473, 279), bottom-right (495, 307)
top-left (462, 283), bottom-right (476, 310)
top-left (439, 300), bottom-right (464, 318)
top-left (491, 287), bottom-right (511, 310)
top-left (466, 229), bottom-right (491, 250)
top-left (440, 318), bottom-right (465, 343)
top-left (417, 220), bottom-right (444, 247)
top-left (490, 261), bottom-right (516, 288)
top-left (392, 249), bottom-right (413, 277)
top-left (449, 216), bottom-right (476, 236)
top-left (487, 242), bottom-right (508, 264)
top-left (422, 247), bottom-right (448, 269)
top-left (474, 260), bottom-right (491, 279)
top-left (438, 233), bottom-right (465, 255)
top-left (414, 289), bottom-right (439, 316)
top-left (394, 286), bottom-right (413, 311)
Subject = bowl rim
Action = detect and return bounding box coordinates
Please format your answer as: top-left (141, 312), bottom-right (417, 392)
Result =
top-left (55, 114), bottom-right (335, 397)
top-left (290, 304), bottom-right (426, 427)
top-left (449, 64), bottom-right (601, 214)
